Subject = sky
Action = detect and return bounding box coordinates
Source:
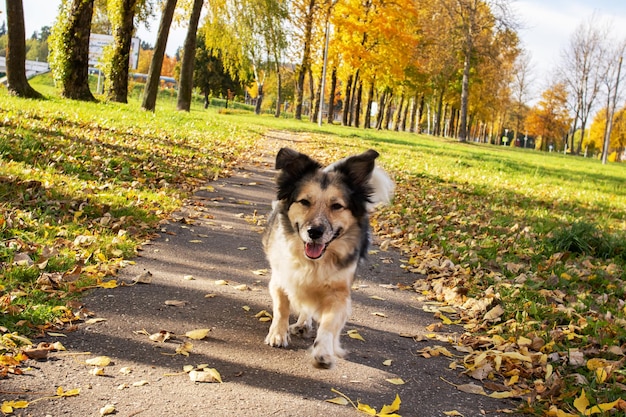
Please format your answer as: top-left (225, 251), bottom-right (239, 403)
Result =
top-left (2, 0), bottom-right (626, 102)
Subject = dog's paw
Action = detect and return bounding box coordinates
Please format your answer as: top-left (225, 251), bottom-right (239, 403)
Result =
top-left (265, 330), bottom-right (290, 348)
top-left (311, 339), bottom-right (336, 369)
top-left (312, 352), bottom-right (335, 369)
top-left (289, 322), bottom-right (312, 338)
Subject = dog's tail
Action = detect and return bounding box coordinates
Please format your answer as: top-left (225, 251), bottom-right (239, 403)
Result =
top-left (367, 166), bottom-right (395, 212)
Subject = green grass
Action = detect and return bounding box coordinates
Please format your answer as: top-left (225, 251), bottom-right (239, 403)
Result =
top-left (2, 75), bottom-right (626, 415)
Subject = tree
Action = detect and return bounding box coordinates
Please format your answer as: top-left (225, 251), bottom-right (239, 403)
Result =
top-left (559, 14), bottom-right (606, 155)
top-left (48, 0), bottom-right (96, 101)
top-left (5, 0), bottom-right (42, 98)
top-left (177, 0), bottom-right (204, 111)
top-left (193, 32), bottom-right (243, 107)
top-left (509, 49), bottom-right (533, 142)
top-left (600, 43), bottom-right (625, 164)
top-left (439, 0), bottom-right (517, 142)
top-left (525, 82), bottom-right (571, 151)
top-left (104, 0), bottom-right (141, 103)
top-left (142, 0), bottom-right (178, 111)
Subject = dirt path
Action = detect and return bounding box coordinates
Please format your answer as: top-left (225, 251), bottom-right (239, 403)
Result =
top-left (3, 133), bottom-right (523, 417)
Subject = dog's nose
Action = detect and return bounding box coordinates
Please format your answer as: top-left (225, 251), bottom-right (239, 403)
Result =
top-left (307, 226), bottom-right (324, 240)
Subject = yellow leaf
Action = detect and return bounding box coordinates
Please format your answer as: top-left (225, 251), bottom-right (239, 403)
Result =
top-left (574, 389), bottom-right (590, 414)
top-left (347, 329), bottom-right (365, 342)
top-left (100, 404), bottom-right (116, 416)
top-left (443, 412), bottom-right (464, 416)
top-left (586, 358), bottom-right (609, 371)
top-left (1, 400), bottom-right (29, 413)
top-left (584, 399), bottom-right (620, 415)
top-left (176, 341), bottom-right (193, 356)
top-left (242, 305), bottom-right (251, 311)
top-left (89, 367), bottom-right (105, 376)
top-left (56, 387), bottom-right (81, 397)
top-left (383, 359), bottom-right (393, 366)
top-left (386, 378), bottom-right (405, 385)
top-left (98, 280), bottom-right (118, 289)
top-left (595, 367), bottom-right (608, 383)
top-left (357, 402), bottom-right (377, 415)
top-left (185, 329), bottom-right (211, 340)
top-left (325, 397), bottom-right (349, 406)
top-left (189, 368), bottom-right (222, 383)
top-left (488, 391), bottom-right (517, 399)
top-left (379, 394), bottom-right (401, 414)
top-left (546, 406), bottom-right (578, 417)
top-left (85, 356), bottom-right (111, 367)
top-left (560, 272), bottom-right (572, 280)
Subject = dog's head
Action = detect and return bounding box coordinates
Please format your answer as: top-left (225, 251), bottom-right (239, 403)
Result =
top-left (274, 148), bottom-right (378, 260)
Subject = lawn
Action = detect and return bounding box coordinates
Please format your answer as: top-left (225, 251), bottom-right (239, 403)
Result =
top-left (1, 76), bottom-right (626, 415)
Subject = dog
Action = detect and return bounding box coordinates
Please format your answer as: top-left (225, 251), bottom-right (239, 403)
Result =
top-left (263, 147), bottom-right (394, 368)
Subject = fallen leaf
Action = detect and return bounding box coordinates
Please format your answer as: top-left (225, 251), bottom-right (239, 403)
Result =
top-left (574, 390), bottom-right (590, 414)
top-left (379, 393), bottom-right (401, 414)
top-left (1, 400), bottom-right (29, 414)
top-left (149, 330), bottom-right (171, 343)
top-left (443, 411), bottom-right (464, 416)
top-left (98, 280), bottom-right (118, 289)
top-left (132, 380), bottom-right (149, 387)
top-left (326, 397), bottom-right (349, 406)
top-left (189, 368), bottom-right (222, 383)
top-left (383, 359), bottom-right (393, 366)
top-left (119, 367), bottom-right (132, 375)
top-left (85, 318), bottom-right (107, 324)
top-left (185, 329), bottom-right (211, 340)
top-left (386, 378), bottom-right (405, 385)
top-left (85, 356), bottom-right (111, 367)
top-left (233, 284), bottom-right (249, 291)
top-left (175, 341), bottom-right (193, 356)
top-left (164, 300), bottom-right (187, 307)
top-left (214, 280), bottom-right (228, 285)
top-left (99, 404), bottom-right (116, 416)
top-left (56, 387), bottom-right (81, 397)
top-left (89, 367), bottom-right (105, 376)
top-left (347, 329), bottom-right (365, 342)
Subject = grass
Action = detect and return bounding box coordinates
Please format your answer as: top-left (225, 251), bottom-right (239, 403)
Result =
top-left (2, 74), bottom-right (626, 415)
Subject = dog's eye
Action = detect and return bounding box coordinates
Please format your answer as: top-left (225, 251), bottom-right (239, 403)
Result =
top-left (330, 203), bottom-right (344, 211)
top-left (298, 199), bottom-right (311, 207)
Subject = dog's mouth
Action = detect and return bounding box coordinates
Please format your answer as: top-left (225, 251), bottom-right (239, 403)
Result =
top-left (304, 242), bottom-right (327, 259)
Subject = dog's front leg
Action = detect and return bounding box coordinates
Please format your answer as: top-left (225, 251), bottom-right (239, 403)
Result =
top-left (311, 299), bottom-right (350, 369)
top-left (265, 282), bottom-right (291, 348)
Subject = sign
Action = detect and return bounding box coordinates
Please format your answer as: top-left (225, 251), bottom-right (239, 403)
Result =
top-left (89, 33), bottom-right (140, 70)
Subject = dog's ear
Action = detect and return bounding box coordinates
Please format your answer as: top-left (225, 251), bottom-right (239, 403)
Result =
top-left (275, 148), bottom-right (321, 201)
top-left (334, 149), bottom-right (379, 187)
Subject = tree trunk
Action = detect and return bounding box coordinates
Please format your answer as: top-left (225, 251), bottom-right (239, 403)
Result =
top-left (434, 89), bottom-right (444, 136)
top-left (409, 92), bottom-right (419, 132)
top-left (326, 67), bottom-right (337, 123)
top-left (382, 91), bottom-right (394, 130)
top-left (417, 95), bottom-right (424, 133)
top-left (106, 0), bottom-right (138, 103)
top-left (376, 90), bottom-right (387, 130)
top-left (342, 74), bottom-right (352, 126)
top-left (274, 66), bottom-right (282, 117)
top-left (255, 83), bottom-right (264, 114)
top-left (353, 80), bottom-right (362, 128)
top-left (142, 0), bottom-right (177, 111)
top-left (177, 0), bottom-right (203, 111)
top-left (5, 0), bottom-right (42, 98)
top-left (311, 74), bottom-right (321, 122)
top-left (294, 0), bottom-right (316, 120)
top-left (458, 45), bottom-right (471, 141)
top-left (392, 93), bottom-right (405, 131)
top-left (348, 70), bottom-right (359, 126)
top-left (53, 0), bottom-right (95, 100)
top-left (364, 81), bottom-right (374, 129)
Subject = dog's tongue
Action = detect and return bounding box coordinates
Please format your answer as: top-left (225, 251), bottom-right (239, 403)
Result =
top-left (305, 242), bottom-right (325, 259)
